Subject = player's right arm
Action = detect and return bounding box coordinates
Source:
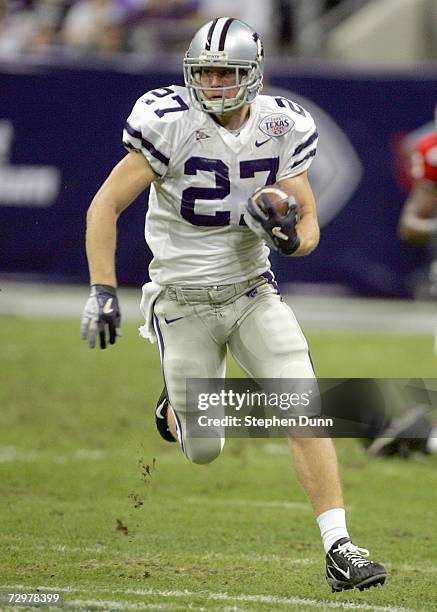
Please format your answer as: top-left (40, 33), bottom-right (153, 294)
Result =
top-left (82, 86), bottom-right (183, 348)
top-left (81, 151), bottom-right (156, 349)
top-left (86, 151), bottom-right (156, 286)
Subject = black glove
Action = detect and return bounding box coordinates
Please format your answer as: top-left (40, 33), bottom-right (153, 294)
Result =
top-left (244, 193), bottom-right (301, 255)
top-left (81, 284), bottom-right (121, 349)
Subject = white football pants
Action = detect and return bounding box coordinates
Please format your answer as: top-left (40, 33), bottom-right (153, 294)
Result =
top-left (152, 276), bottom-right (315, 464)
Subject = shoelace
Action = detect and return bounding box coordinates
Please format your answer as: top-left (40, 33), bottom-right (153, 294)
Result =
top-left (335, 541), bottom-right (371, 567)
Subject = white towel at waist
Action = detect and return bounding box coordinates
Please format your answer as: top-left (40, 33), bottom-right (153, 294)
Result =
top-left (138, 281), bottom-right (164, 343)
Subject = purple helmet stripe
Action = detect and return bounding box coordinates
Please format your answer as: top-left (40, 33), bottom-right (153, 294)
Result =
top-left (205, 18), bottom-right (219, 51)
top-left (218, 18), bottom-right (235, 51)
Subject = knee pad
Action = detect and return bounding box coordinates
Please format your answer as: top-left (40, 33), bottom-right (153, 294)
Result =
top-left (183, 434), bottom-right (225, 465)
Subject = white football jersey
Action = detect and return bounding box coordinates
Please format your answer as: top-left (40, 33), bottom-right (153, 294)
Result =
top-left (123, 85), bottom-right (318, 286)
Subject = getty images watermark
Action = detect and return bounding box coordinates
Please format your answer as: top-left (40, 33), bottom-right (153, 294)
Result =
top-left (186, 378), bottom-right (330, 438)
top-left (196, 388), bottom-right (329, 430)
top-left (186, 378), bottom-right (437, 438)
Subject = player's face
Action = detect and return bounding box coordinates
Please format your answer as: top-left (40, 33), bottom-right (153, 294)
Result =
top-left (199, 67), bottom-right (240, 100)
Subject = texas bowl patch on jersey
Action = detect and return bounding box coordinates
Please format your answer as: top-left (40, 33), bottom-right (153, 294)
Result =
top-left (259, 113), bottom-right (294, 138)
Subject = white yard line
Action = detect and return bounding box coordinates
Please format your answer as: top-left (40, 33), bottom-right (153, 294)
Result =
top-left (208, 592), bottom-right (410, 611)
top-left (0, 446), bottom-right (40, 463)
top-left (184, 496), bottom-right (310, 511)
top-left (0, 446), bottom-right (107, 464)
top-left (0, 585), bottom-right (414, 612)
top-left (7, 544), bottom-right (106, 555)
top-left (65, 600), bottom-right (181, 610)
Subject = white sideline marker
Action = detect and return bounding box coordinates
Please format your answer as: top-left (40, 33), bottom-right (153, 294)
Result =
top-left (1, 585), bottom-right (414, 612)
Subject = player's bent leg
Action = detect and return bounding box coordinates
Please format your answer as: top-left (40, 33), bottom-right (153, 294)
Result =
top-left (153, 292), bottom-right (226, 464)
top-left (155, 385), bottom-right (223, 463)
top-left (184, 433), bottom-right (225, 465)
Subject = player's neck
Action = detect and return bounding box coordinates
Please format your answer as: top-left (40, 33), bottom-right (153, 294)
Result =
top-left (212, 104), bottom-right (250, 132)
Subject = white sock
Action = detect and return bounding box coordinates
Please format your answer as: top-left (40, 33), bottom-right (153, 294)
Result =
top-left (316, 508), bottom-right (349, 553)
top-left (426, 427), bottom-right (437, 453)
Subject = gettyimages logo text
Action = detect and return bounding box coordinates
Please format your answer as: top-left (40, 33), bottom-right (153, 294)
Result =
top-left (197, 389), bottom-right (312, 411)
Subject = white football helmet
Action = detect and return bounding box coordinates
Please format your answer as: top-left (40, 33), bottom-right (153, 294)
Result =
top-left (183, 17), bottom-right (264, 114)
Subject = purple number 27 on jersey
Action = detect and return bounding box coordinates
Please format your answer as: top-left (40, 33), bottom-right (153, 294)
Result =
top-left (181, 156), bottom-right (278, 227)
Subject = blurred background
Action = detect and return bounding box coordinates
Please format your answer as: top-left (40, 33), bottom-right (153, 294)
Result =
top-left (0, 0), bottom-right (436, 313)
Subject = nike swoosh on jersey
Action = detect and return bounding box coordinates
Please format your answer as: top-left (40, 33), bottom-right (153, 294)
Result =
top-left (255, 138), bottom-right (270, 147)
top-left (102, 298), bottom-right (114, 314)
top-left (164, 316), bottom-right (184, 324)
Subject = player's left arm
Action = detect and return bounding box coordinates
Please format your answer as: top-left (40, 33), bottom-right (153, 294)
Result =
top-left (277, 171), bottom-right (320, 256)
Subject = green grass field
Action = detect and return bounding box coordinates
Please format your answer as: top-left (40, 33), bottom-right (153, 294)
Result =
top-left (1, 316), bottom-right (437, 611)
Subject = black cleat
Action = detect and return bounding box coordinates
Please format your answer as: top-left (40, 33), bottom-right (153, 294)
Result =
top-left (155, 387), bottom-right (176, 443)
top-left (326, 538), bottom-right (387, 592)
top-left (367, 406), bottom-right (431, 457)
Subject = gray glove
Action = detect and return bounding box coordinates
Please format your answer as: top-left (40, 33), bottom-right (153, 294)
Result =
top-left (81, 284), bottom-right (121, 349)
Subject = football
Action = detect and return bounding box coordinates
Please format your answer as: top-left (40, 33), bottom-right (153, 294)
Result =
top-left (252, 185), bottom-right (291, 216)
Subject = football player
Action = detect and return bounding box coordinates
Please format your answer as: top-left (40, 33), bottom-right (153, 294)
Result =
top-left (399, 129), bottom-right (437, 244)
top-left (398, 125), bottom-right (437, 350)
top-left (81, 18), bottom-right (387, 592)
top-left (346, 130), bottom-right (437, 460)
